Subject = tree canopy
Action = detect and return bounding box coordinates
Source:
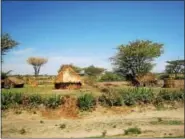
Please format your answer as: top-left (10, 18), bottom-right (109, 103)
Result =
top-left (165, 59), bottom-right (184, 78)
top-left (83, 65), bottom-right (105, 76)
top-left (1, 33), bottom-right (19, 62)
top-left (111, 40), bottom-right (164, 79)
top-left (27, 57), bottom-right (48, 77)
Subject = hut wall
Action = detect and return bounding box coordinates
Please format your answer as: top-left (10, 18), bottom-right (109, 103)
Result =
top-left (14, 84), bottom-right (24, 88)
top-left (163, 79), bottom-right (184, 88)
top-left (55, 82), bottom-right (82, 89)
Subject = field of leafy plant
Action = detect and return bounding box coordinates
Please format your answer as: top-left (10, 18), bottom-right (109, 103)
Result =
top-left (2, 87), bottom-right (184, 111)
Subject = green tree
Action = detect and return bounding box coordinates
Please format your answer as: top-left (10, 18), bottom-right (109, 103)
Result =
top-left (111, 40), bottom-right (164, 79)
top-left (99, 71), bottom-right (125, 81)
top-left (165, 60), bottom-right (184, 78)
top-left (1, 33), bottom-right (19, 62)
top-left (84, 65), bottom-right (105, 76)
top-left (27, 57), bottom-right (48, 77)
top-left (58, 64), bottom-right (82, 74)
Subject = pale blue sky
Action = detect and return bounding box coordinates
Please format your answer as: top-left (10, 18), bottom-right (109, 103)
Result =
top-left (2, 1), bottom-right (184, 75)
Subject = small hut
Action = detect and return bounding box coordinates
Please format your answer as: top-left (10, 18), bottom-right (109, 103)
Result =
top-left (2, 77), bottom-right (24, 88)
top-left (163, 79), bottom-right (184, 88)
top-left (54, 65), bottom-right (82, 89)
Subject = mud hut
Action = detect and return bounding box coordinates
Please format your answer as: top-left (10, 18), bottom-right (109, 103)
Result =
top-left (2, 77), bottom-right (24, 88)
top-left (163, 79), bottom-right (184, 89)
top-left (54, 65), bottom-right (82, 89)
top-left (136, 73), bottom-right (158, 87)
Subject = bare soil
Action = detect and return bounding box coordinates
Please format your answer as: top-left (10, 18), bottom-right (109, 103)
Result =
top-left (2, 104), bottom-right (184, 138)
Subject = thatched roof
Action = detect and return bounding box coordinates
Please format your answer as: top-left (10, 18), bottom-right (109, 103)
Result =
top-left (55, 65), bottom-right (82, 83)
top-left (6, 77), bottom-right (24, 85)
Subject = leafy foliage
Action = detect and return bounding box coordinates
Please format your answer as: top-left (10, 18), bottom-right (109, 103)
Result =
top-left (77, 93), bottom-right (96, 111)
top-left (156, 89), bottom-right (184, 102)
top-left (111, 40), bottom-right (164, 79)
top-left (44, 95), bottom-right (62, 109)
top-left (120, 88), bottom-right (154, 106)
top-left (1, 33), bottom-right (19, 62)
top-left (98, 88), bottom-right (124, 106)
top-left (83, 65), bottom-right (105, 76)
top-left (99, 71), bottom-right (125, 82)
top-left (165, 60), bottom-right (184, 78)
top-left (124, 127), bottom-right (141, 135)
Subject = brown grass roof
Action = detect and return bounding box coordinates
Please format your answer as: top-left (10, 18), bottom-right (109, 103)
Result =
top-left (55, 65), bottom-right (82, 83)
top-left (6, 77), bottom-right (24, 85)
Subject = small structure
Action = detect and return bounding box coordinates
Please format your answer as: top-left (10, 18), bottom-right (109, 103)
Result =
top-left (136, 73), bottom-right (158, 87)
top-left (54, 65), bottom-right (82, 89)
top-left (163, 79), bottom-right (184, 89)
top-left (2, 77), bottom-right (24, 88)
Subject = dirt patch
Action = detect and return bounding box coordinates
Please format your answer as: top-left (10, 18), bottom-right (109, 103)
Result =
top-left (41, 96), bottom-right (79, 119)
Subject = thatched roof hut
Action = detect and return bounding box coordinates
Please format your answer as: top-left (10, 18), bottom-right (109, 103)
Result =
top-left (54, 65), bottom-right (82, 89)
top-left (2, 77), bottom-right (24, 88)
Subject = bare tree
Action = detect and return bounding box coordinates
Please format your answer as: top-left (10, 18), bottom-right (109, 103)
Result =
top-left (27, 57), bottom-right (48, 77)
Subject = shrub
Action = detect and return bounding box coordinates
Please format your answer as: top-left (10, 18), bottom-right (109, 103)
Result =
top-left (29, 94), bottom-right (43, 106)
top-left (44, 95), bottom-right (62, 109)
top-left (59, 124), bottom-right (66, 129)
top-left (99, 72), bottom-right (125, 82)
top-left (99, 88), bottom-right (124, 106)
top-left (77, 93), bottom-right (96, 111)
top-left (40, 120), bottom-right (44, 124)
top-left (156, 89), bottom-right (184, 102)
top-left (124, 127), bottom-right (141, 135)
top-left (119, 88), bottom-right (154, 106)
top-left (1, 92), bottom-right (23, 109)
top-left (83, 76), bottom-right (97, 86)
top-left (102, 130), bottom-right (107, 137)
top-left (19, 128), bottom-right (26, 134)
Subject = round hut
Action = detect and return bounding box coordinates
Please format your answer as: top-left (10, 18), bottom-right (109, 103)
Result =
top-left (3, 77), bottom-right (24, 88)
top-left (54, 65), bottom-right (82, 89)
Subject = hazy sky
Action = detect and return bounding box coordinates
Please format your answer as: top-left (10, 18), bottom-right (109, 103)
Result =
top-left (2, 1), bottom-right (184, 75)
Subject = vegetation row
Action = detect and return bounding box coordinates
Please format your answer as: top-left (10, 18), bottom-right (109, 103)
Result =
top-left (1, 88), bottom-right (184, 110)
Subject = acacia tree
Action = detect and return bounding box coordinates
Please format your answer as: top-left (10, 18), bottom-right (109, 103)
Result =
top-left (27, 57), bottom-right (48, 77)
top-left (1, 33), bottom-right (19, 62)
top-left (165, 60), bottom-right (184, 78)
top-left (83, 65), bottom-right (105, 76)
top-left (111, 40), bottom-right (164, 80)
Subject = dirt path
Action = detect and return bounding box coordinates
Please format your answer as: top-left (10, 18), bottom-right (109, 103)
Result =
top-left (2, 105), bottom-right (184, 138)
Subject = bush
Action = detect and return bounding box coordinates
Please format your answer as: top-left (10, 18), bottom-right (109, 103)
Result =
top-left (77, 93), bottom-right (96, 111)
top-left (156, 89), bottom-right (184, 102)
top-left (1, 92), bottom-right (23, 109)
top-left (1, 92), bottom-right (63, 110)
top-left (19, 128), bottom-right (26, 134)
top-left (29, 94), bottom-right (43, 106)
top-left (59, 124), bottom-right (66, 129)
top-left (83, 76), bottom-right (97, 86)
top-left (44, 95), bottom-right (62, 109)
top-left (119, 88), bottom-right (154, 106)
top-left (98, 88), bottom-right (124, 106)
top-left (124, 127), bottom-right (141, 135)
top-left (99, 72), bottom-right (125, 82)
